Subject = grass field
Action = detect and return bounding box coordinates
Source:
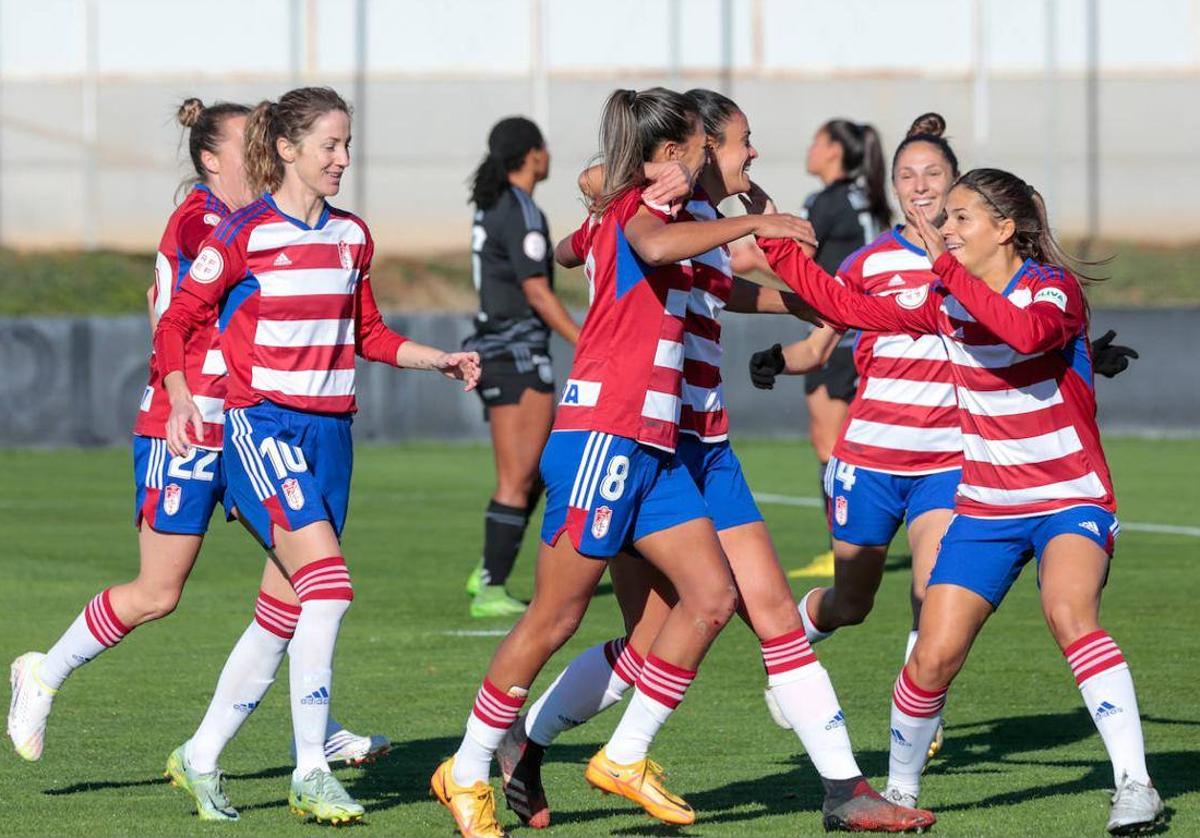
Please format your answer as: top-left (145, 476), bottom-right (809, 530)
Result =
top-left (1, 438), bottom-right (1197, 837)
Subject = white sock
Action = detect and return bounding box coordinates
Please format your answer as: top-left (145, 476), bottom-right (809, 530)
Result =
top-left (799, 588), bottom-right (833, 644)
top-left (604, 654), bottom-right (695, 765)
top-left (289, 599), bottom-right (350, 775)
top-left (772, 665), bottom-right (861, 780)
top-left (1065, 631), bottom-right (1150, 786)
top-left (526, 638), bottom-right (642, 746)
top-left (903, 631), bottom-right (919, 664)
top-left (887, 668), bottom-right (947, 796)
top-left (40, 590), bottom-right (130, 689)
top-left (188, 621), bottom-right (288, 773)
top-left (452, 679), bottom-right (526, 786)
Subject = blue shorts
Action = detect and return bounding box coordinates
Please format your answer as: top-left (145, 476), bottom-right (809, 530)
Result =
top-left (540, 430), bottom-right (709, 559)
top-left (676, 436), bottom-right (763, 531)
top-left (929, 505), bottom-right (1120, 608)
top-left (223, 403), bottom-right (353, 549)
top-left (824, 456), bottom-right (960, 546)
top-left (132, 435), bottom-right (227, 535)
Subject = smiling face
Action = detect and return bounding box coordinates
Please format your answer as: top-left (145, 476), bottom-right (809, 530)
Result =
top-left (707, 110), bottom-right (757, 198)
top-left (940, 184), bottom-right (1016, 274)
top-left (278, 109), bottom-right (351, 197)
top-left (893, 140), bottom-right (954, 225)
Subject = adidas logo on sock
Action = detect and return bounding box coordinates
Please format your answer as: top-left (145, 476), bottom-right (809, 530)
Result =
top-left (233, 700), bottom-right (260, 713)
top-left (273, 251), bottom-right (293, 267)
top-left (825, 709), bottom-right (846, 730)
top-left (301, 686), bottom-right (330, 705)
top-left (890, 727), bottom-right (910, 747)
top-left (1079, 520), bottom-right (1101, 537)
top-left (1095, 700), bottom-right (1122, 719)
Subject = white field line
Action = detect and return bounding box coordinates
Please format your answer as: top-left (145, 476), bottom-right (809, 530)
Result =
top-left (751, 492), bottom-right (1200, 538)
top-left (439, 629), bottom-right (511, 637)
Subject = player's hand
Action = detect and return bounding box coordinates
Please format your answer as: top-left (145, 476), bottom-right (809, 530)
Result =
top-left (749, 343), bottom-right (786, 390)
top-left (435, 351), bottom-right (482, 391)
top-left (1091, 329), bottom-right (1139, 378)
top-left (737, 180), bottom-right (777, 216)
top-left (165, 393), bottom-right (204, 457)
top-left (751, 213), bottom-right (819, 251)
top-left (642, 161), bottom-right (692, 208)
top-left (903, 204), bottom-right (948, 263)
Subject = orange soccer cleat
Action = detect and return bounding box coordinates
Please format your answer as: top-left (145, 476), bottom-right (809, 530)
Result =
top-left (430, 757), bottom-right (508, 838)
top-left (584, 747), bottom-right (694, 826)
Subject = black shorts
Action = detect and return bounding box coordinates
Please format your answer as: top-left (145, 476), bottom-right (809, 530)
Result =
top-left (476, 354), bottom-right (555, 417)
top-left (804, 344), bottom-right (858, 402)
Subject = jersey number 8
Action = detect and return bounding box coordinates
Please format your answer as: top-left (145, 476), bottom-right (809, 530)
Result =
top-left (599, 455), bottom-right (630, 501)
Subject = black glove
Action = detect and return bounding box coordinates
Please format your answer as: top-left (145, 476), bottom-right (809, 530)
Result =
top-left (1091, 329), bottom-right (1139, 378)
top-left (749, 343), bottom-right (786, 390)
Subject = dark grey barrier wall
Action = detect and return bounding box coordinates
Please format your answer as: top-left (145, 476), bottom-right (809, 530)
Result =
top-left (0, 308), bottom-right (1196, 447)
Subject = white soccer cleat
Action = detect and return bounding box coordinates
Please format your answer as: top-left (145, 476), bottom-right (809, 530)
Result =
top-left (1106, 773), bottom-right (1164, 835)
top-left (325, 729), bottom-right (391, 767)
top-left (881, 785), bottom-right (919, 810)
top-left (8, 652), bottom-right (57, 762)
top-left (763, 687), bottom-right (792, 730)
top-left (291, 727), bottom-right (392, 767)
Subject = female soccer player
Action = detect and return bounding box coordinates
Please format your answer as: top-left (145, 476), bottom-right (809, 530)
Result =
top-left (8, 98), bottom-right (385, 822)
top-left (492, 90), bottom-right (935, 836)
top-left (430, 87), bottom-right (817, 838)
top-left (749, 118), bottom-right (891, 575)
top-left (463, 116), bottom-right (580, 618)
top-left (153, 86), bottom-right (479, 824)
top-left (756, 167), bottom-right (1163, 835)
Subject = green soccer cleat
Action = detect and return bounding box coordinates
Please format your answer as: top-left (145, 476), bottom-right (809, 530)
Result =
top-left (470, 585), bottom-right (528, 619)
top-left (163, 744), bottom-right (239, 822)
top-left (466, 564), bottom-right (484, 598)
top-left (289, 768), bottom-right (365, 825)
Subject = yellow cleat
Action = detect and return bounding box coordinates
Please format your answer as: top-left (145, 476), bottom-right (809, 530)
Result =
top-left (430, 757), bottom-right (508, 838)
top-left (584, 748), bottom-right (694, 826)
top-left (926, 720), bottom-right (945, 761)
top-left (788, 549), bottom-right (836, 578)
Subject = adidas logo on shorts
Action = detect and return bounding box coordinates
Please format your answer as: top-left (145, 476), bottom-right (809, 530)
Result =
top-left (1078, 520), bottom-right (1101, 537)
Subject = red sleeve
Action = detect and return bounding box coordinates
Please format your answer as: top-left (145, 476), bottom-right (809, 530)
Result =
top-left (756, 236), bottom-right (940, 336)
top-left (932, 253), bottom-right (1085, 354)
top-left (176, 211), bottom-right (221, 261)
top-left (354, 237), bottom-right (408, 364)
top-left (152, 238), bottom-right (244, 376)
top-left (568, 216), bottom-right (593, 262)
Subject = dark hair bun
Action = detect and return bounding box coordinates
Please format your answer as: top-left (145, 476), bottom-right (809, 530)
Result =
top-left (907, 112), bottom-right (946, 138)
top-left (177, 97), bottom-right (205, 128)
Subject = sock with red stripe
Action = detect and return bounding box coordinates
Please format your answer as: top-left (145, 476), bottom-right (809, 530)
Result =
top-left (887, 666), bottom-right (947, 797)
top-left (604, 654), bottom-right (696, 765)
top-left (39, 589), bottom-right (131, 690)
top-left (1065, 630), bottom-right (1150, 785)
top-left (186, 591), bottom-right (300, 773)
top-left (289, 557), bottom-right (353, 775)
top-left (762, 629), bottom-right (861, 780)
top-left (453, 678), bottom-right (528, 786)
top-left (525, 637), bottom-right (644, 747)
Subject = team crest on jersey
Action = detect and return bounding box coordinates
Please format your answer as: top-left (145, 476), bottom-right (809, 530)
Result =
top-left (523, 231), bottom-right (547, 262)
top-left (338, 241), bottom-right (353, 270)
top-left (282, 478), bottom-right (305, 510)
top-left (592, 505), bottom-right (613, 539)
top-left (202, 212), bottom-right (221, 226)
top-left (896, 284), bottom-right (928, 310)
top-left (163, 483), bottom-right (182, 516)
top-left (835, 495), bottom-right (848, 526)
top-left (190, 246), bottom-right (224, 284)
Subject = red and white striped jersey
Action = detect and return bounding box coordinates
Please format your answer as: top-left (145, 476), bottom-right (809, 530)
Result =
top-left (760, 239), bottom-right (1115, 519)
top-left (833, 229), bottom-right (961, 474)
top-left (554, 187), bottom-right (690, 452)
top-left (678, 196), bottom-right (732, 443)
top-left (134, 185), bottom-right (230, 449)
top-left (154, 195), bottom-right (407, 417)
